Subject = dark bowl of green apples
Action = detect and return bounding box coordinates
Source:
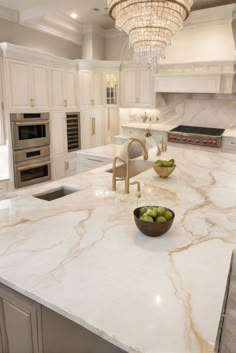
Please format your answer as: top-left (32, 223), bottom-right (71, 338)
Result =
top-left (133, 206), bottom-right (175, 237)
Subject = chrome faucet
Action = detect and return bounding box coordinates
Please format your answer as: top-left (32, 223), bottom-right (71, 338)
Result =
top-left (112, 138), bottom-right (148, 194)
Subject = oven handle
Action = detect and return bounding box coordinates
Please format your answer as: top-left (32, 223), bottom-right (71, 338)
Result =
top-left (16, 161), bottom-right (50, 171)
top-left (14, 120), bottom-right (50, 126)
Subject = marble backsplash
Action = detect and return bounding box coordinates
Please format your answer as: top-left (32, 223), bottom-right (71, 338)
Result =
top-left (120, 94), bottom-right (236, 130)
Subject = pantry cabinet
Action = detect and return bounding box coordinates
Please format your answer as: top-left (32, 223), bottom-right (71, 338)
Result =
top-left (0, 284), bottom-right (43, 353)
top-left (120, 66), bottom-right (154, 108)
top-left (103, 108), bottom-right (120, 145)
top-left (81, 108), bottom-right (106, 149)
top-left (7, 60), bottom-right (50, 110)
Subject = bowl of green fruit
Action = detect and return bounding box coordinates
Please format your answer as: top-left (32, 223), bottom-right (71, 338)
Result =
top-left (133, 206), bottom-right (175, 237)
top-left (153, 159), bottom-right (176, 178)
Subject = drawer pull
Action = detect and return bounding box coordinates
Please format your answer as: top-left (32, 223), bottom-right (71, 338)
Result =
top-left (87, 158), bottom-right (104, 163)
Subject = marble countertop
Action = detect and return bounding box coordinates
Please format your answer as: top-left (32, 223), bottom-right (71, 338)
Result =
top-left (0, 146), bottom-right (236, 353)
top-left (223, 129), bottom-right (236, 138)
top-left (77, 144), bottom-right (122, 160)
top-left (0, 145), bottom-right (9, 181)
top-left (121, 122), bottom-right (174, 132)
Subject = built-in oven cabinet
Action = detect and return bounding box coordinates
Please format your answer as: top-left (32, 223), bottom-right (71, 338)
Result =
top-left (51, 68), bottom-right (78, 110)
top-left (7, 59), bottom-right (50, 111)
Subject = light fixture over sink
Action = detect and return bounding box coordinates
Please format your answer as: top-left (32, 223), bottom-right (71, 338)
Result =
top-left (108, 0), bottom-right (193, 69)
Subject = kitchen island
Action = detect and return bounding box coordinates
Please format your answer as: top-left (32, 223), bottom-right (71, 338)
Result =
top-left (0, 146), bottom-right (236, 353)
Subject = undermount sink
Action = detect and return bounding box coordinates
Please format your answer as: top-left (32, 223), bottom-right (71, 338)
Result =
top-left (106, 160), bottom-right (153, 178)
top-left (34, 186), bottom-right (79, 201)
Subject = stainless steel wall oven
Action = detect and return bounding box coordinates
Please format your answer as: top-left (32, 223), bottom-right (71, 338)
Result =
top-left (11, 113), bottom-right (51, 188)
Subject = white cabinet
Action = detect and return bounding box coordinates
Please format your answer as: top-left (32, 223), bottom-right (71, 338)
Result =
top-left (8, 60), bottom-right (31, 110)
top-left (222, 136), bottom-right (236, 153)
top-left (81, 108), bottom-right (106, 149)
top-left (31, 64), bottom-right (50, 108)
top-left (51, 68), bottom-right (77, 109)
top-left (103, 108), bottom-right (120, 145)
top-left (121, 67), bottom-right (154, 108)
top-left (80, 70), bottom-right (102, 107)
top-left (0, 180), bottom-right (8, 198)
top-left (7, 60), bottom-right (50, 110)
top-left (50, 112), bottom-right (78, 180)
top-left (77, 153), bottom-right (112, 174)
top-left (0, 284), bottom-right (42, 353)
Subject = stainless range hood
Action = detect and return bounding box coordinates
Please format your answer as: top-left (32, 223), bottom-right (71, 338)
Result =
top-left (154, 4), bottom-right (236, 94)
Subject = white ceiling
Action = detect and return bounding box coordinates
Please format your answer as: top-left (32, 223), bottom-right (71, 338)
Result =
top-left (0, 0), bottom-right (235, 30)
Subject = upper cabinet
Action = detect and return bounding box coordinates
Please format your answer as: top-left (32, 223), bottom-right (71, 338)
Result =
top-left (80, 70), bottom-right (103, 107)
top-left (7, 60), bottom-right (50, 110)
top-left (7, 58), bottom-right (78, 111)
top-left (78, 61), bottom-right (120, 109)
top-left (51, 68), bottom-right (77, 109)
top-left (120, 65), bottom-right (154, 108)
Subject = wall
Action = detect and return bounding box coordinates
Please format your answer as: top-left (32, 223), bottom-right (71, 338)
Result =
top-left (0, 18), bottom-right (82, 59)
top-left (120, 94), bottom-right (236, 129)
top-left (105, 32), bottom-right (133, 61)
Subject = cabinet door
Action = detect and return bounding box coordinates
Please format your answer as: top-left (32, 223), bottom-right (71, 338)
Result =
top-left (50, 112), bottom-right (66, 157)
top-left (91, 71), bottom-right (102, 106)
top-left (81, 109), bottom-right (92, 149)
top-left (91, 108), bottom-right (105, 148)
top-left (8, 60), bottom-right (31, 109)
top-left (52, 156), bottom-right (66, 180)
top-left (104, 108), bottom-right (119, 145)
top-left (121, 70), bottom-right (137, 106)
top-left (139, 70), bottom-right (153, 107)
top-left (31, 64), bottom-right (50, 108)
top-left (0, 285), bottom-right (42, 353)
top-left (51, 69), bottom-right (64, 108)
top-left (80, 71), bottom-right (91, 107)
top-left (64, 71), bottom-right (77, 108)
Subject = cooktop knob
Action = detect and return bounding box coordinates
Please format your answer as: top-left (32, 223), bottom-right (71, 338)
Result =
top-left (182, 137), bottom-right (186, 141)
top-left (196, 139), bottom-right (200, 143)
top-left (208, 140), bottom-right (213, 144)
top-left (212, 140), bottom-right (217, 145)
top-left (203, 140), bottom-right (207, 144)
top-left (187, 138), bottom-right (192, 142)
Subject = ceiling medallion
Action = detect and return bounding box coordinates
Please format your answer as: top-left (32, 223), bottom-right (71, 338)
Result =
top-left (108, 0), bottom-right (193, 69)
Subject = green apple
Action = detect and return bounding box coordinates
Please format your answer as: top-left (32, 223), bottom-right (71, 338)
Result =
top-left (157, 207), bottom-right (166, 216)
top-left (139, 207), bottom-right (148, 217)
top-left (156, 216), bottom-right (167, 224)
top-left (140, 216), bottom-right (154, 223)
top-left (164, 211), bottom-right (173, 220)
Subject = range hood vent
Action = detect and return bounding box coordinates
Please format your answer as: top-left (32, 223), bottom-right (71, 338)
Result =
top-left (154, 4), bottom-right (236, 94)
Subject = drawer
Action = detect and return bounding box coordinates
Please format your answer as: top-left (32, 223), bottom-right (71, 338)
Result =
top-left (223, 138), bottom-right (236, 153)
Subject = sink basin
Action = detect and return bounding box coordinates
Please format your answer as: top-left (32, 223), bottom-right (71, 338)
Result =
top-left (34, 186), bottom-right (79, 201)
top-left (106, 160), bottom-right (153, 178)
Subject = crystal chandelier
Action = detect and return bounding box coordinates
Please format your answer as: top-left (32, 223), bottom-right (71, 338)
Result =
top-left (108, 0), bottom-right (193, 69)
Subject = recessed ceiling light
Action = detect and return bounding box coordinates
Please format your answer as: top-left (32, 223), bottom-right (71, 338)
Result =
top-left (71, 13), bottom-right (78, 19)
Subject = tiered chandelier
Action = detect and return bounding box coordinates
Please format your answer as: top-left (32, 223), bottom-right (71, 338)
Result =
top-left (108, 0), bottom-right (193, 69)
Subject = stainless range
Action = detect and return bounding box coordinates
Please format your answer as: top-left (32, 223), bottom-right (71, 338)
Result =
top-left (168, 125), bottom-right (225, 148)
top-left (11, 113), bottom-right (51, 188)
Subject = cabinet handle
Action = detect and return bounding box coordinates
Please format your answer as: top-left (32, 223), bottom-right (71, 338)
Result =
top-left (107, 113), bottom-right (110, 130)
top-left (87, 158), bottom-right (103, 163)
top-left (17, 161), bottom-right (50, 171)
top-left (65, 161), bottom-right (69, 170)
top-left (91, 117), bottom-right (95, 135)
top-left (91, 99), bottom-right (95, 106)
top-left (64, 99), bottom-right (68, 107)
top-left (30, 98), bottom-right (35, 107)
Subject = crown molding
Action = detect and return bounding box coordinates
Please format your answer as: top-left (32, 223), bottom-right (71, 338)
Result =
top-left (0, 5), bottom-right (19, 23)
top-left (0, 42), bottom-right (78, 69)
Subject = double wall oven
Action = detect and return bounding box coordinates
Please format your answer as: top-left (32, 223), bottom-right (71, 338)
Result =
top-left (11, 113), bottom-right (51, 188)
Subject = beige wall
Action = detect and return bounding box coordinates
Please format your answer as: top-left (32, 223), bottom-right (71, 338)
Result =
top-left (0, 18), bottom-right (82, 59)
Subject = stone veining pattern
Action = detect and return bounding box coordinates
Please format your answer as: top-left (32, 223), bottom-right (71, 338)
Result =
top-left (0, 147), bottom-right (236, 353)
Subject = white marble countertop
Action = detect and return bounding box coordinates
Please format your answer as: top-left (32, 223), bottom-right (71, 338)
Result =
top-left (223, 129), bottom-right (236, 138)
top-left (121, 122), bottom-right (175, 132)
top-left (77, 144), bottom-right (122, 160)
top-left (0, 146), bottom-right (236, 353)
top-left (0, 145), bottom-right (9, 181)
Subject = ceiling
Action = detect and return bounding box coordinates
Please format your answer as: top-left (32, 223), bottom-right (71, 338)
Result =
top-left (0, 0), bottom-right (235, 30)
